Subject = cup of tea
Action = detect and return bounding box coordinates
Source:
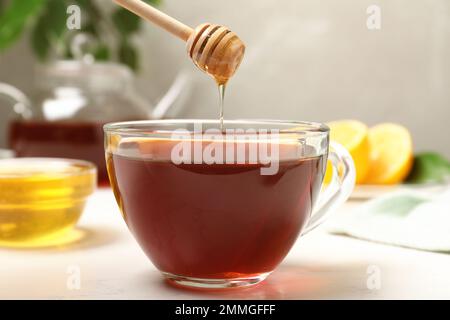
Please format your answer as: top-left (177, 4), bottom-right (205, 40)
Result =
top-left (104, 119), bottom-right (355, 289)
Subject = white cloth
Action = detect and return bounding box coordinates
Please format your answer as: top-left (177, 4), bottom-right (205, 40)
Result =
top-left (329, 187), bottom-right (450, 252)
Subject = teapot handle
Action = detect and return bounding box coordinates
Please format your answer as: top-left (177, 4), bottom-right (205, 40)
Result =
top-left (0, 83), bottom-right (32, 119)
top-left (151, 71), bottom-right (191, 119)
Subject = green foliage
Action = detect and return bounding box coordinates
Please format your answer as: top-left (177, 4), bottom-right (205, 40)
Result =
top-left (0, 0), bottom-right (45, 50)
top-left (94, 44), bottom-right (111, 61)
top-left (406, 152), bottom-right (450, 184)
top-left (31, 0), bottom-right (67, 60)
top-left (113, 8), bottom-right (141, 36)
top-left (119, 41), bottom-right (138, 71)
top-left (0, 0), bottom-right (162, 71)
top-left (111, 0), bottom-right (161, 70)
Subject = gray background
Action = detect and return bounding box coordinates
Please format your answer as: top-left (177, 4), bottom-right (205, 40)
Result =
top-left (0, 0), bottom-right (449, 156)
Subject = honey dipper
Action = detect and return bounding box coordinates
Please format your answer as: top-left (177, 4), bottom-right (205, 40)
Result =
top-left (113, 0), bottom-right (245, 84)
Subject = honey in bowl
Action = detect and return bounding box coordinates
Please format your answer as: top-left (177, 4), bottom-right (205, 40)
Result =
top-left (0, 158), bottom-right (96, 247)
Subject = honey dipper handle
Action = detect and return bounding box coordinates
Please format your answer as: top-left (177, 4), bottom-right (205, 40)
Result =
top-left (113, 0), bottom-right (193, 41)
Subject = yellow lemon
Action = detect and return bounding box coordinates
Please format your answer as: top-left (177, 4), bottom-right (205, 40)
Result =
top-left (323, 161), bottom-right (333, 185)
top-left (365, 123), bottom-right (413, 184)
top-left (326, 120), bottom-right (370, 184)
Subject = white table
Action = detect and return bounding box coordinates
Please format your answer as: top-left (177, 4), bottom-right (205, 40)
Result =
top-left (1, 189), bottom-right (450, 299)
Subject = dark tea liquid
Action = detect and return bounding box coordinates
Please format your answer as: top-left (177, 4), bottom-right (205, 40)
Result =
top-left (9, 121), bottom-right (107, 184)
top-left (107, 139), bottom-right (325, 279)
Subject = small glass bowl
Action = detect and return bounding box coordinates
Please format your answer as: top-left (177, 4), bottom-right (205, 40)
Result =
top-left (0, 158), bottom-right (96, 247)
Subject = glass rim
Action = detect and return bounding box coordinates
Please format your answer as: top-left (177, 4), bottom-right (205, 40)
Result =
top-left (0, 157), bottom-right (97, 179)
top-left (103, 119), bottom-right (329, 137)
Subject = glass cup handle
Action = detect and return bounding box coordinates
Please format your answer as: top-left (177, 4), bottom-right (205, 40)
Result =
top-left (301, 141), bottom-right (356, 235)
top-left (0, 82), bottom-right (32, 119)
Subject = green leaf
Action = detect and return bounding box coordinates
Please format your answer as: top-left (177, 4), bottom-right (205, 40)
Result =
top-left (112, 8), bottom-right (141, 37)
top-left (82, 23), bottom-right (99, 37)
top-left (112, 0), bottom-right (161, 37)
top-left (30, 0), bottom-right (68, 60)
top-left (405, 152), bottom-right (450, 184)
top-left (0, 0), bottom-right (45, 51)
top-left (112, 0), bottom-right (162, 70)
top-left (119, 41), bottom-right (138, 70)
top-left (94, 44), bottom-right (110, 61)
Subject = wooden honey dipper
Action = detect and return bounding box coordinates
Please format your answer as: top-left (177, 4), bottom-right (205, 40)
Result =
top-left (113, 0), bottom-right (245, 84)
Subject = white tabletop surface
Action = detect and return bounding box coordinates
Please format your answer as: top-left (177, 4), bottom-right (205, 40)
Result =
top-left (1, 189), bottom-right (450, 300)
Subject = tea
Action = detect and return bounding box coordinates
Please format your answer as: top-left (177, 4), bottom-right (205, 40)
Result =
top-left (9, 120), bottom-right (107, 185)
top-left (107, 139), bottom-right (325, 280)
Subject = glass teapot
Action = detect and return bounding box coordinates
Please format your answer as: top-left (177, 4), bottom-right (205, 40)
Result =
top-left (0, 60), bottom-right (189, 185)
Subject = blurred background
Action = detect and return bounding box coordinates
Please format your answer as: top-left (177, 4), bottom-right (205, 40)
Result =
top-left (0, 0), bottom-right (449, 156)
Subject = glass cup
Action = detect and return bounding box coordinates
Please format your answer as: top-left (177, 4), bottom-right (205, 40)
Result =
top-left (104, 119), bottom-right (355, 289)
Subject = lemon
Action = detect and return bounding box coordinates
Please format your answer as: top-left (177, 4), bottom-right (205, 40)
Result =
top-left (326, 120), bottom-right (370, 184)
top-left (323, 161), bottom-right (333, 185)
top-left (365, 123), bottom-right (413, 184)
